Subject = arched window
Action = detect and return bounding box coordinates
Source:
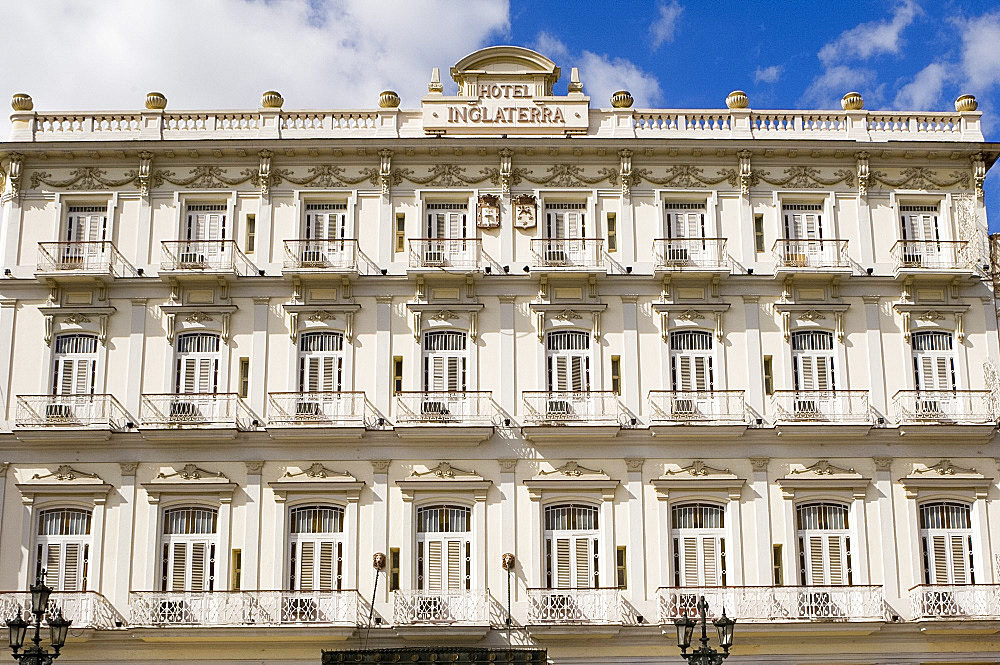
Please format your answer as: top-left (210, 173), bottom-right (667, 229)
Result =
top-left (670, 330), bottom-right (714, 393)
top-left (51, 334), bottom-right (98, 396)
top-left (161, 507), bottom-right (218, 591)
top-left (546, 331), bottom-right (590, 393)
top-left (796, 503), bottom-right (851, 585)
top-left (288, 506), bottom-right (345, 591)
top-left (174, 333), bottom-right (220, 394)
top-left (791, 331), bottom-right (835, 392)
top-left (912, 331), bottom-right (956, 392)
top-left (299, 332), bottom-right (344, 393)
top-left (919, 502), bottom-right (974, 584)
top-left (544, 504), bottom-right (599, 589)
top-left (35, 508), bottom-right (92, 591)
top-left (671, 503), bottom-right (726, 587)
top-left (416, 505), bottom-right (471, 591)
top-left (423, 331), bottom-right (467, 393)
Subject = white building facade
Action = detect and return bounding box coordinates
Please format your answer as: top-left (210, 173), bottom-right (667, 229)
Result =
top-left (0, 47), bottom-right (999, 664)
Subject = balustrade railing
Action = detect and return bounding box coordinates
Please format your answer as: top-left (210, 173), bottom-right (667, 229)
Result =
top-left (910, 584), bottom-right (1000, 619)
top-left (526, 588), bottom-right (622, 624)
top-left (522, 391), bottom-right (621, 424)
top-left (771, 390), bottom-right (871, 423)
top-left (773, 239), bottom-right (849, 269)
top-left (893, 390), bottom-right (995, 424)
top-left (409, 239), bottom-right (483, 271)
top-left (890, 240), bottom-right (971, 271)
top-left (15, 394), bottom-right (132, 430)
top-left (393, 590), bottom-right (490, 625)
top-left (530, 239), bottom-right (604, 270)
top-left (139, 393), bottom-right (256, 429)
top-left (652, 238), bottom-right (728, 270)
top-left (0, 591), bottom-right (126, 629)
top-left (160, 240), bottom-right (255, 275)
top-left (648, 390), bottom-right (746, 423)
top-left (658, 586), bottom-right (886, 622)
top-left (36, 241), bottom-right (137, 278)
top-left (267, 391), bottom-right (368, 427)
top-left (283, 239), bottom-right (358, 272)
top-left (395, 391), bottom-right (496, 425)
top-left (128, 590), bottom-right (358, 627)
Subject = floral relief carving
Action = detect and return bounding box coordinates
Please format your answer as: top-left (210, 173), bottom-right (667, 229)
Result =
top-left (870, 167), bottom-right (970, 190)
top-left (30, 167), bottom-right (139, 190)
top-left (156, 464), bottom-right (227, 481)
top-left (521, 164), bottom-right (611, 187)
top-left (790, 460), bottom-right (856, 476)
top-left (540, 460), bottom-right (604, 477)
top-left (913, 459), bottom-right (979, 476)
top-left (283, 463), bottom-right (353, 479)
top-left (276, 164), bottom-right (379, 188)
top-left (402, 164), bottom-right (489, 187)
top-left (32, 465), bottom-right (101, 482)
top-left (665, 460), bottom-right (732, 477)
top-left (757, 165), bottom-right (855, 189)
top-left (411, 462), bottom-right (478, 479)
top-left (151, 165), bottom-right (254, 188)
top-left (635, 164), bottom-right (729, 188)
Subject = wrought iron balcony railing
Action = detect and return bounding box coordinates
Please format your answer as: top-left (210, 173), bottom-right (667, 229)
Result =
top-left (910, 584), bottom-right (1000, 620)
top-left (395, 391), bottom-right (496, 425)
top-left (648, 390), bottom-right (747, 423)
top-left (283, 239), bottom-right (359, 272)
top-left (771, 390), bottom-right (871, 423)
top-left (522, 391), bottom-right (621, 424)
top-left (652, 238), bottom-right (728, 270)
top-left (393, 590), bottom-right (490, 625)
top-left (893, 390), bottom-right (995, 424)
top-left (890, 240), bottom-right (971, 271)
top-left (129, 590), bottom-right (359, 627)
top-left (267, 391), bottom-right (369, 427)
top-left (408, 239), bottom-right (483, 271)
top-left (526, 588), bottom-right (622, 624)
top-left (160, 240), bottom-right (255, 275)
top-left (15, 394), bottom-right (133, 430)
top-left (773, 239), bottom-right (849, 269)
top-left (36, 241), bottom-right (137, 278)
top-left (530, 239), bottom-right (604, 270)
top-left (0, 591), bottom-right (127, 629)
top-left (658, 586), bottom-right (886, 622)
top-left (139, 393), bottom-right (256, 429)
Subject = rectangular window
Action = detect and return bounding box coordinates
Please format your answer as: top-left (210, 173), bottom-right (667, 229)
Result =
top-left (389, 548), bottom-right (400, 591)
top-left (754, 213), bottom-right (764, 253)
top-left (772, 544), bottom-right (783, 585)
top-left (616, 546), bottom-right (627, 588)
top-left (763, 355), bottom-right (774, 396)
top-left (393, 356), bottom-right (404, 394)
top-left (395, 214), bottom-right (406, 253)
top-left (245, 214), bottom-right (256, 253)
top-left (611, 356), bottom-right (621, 395)
top-left (231, 549), bottom-right (242, 590)
top-left (606, 213), bottom-right (617, 252)
top-left (238, 358), bottom-right (250, 398)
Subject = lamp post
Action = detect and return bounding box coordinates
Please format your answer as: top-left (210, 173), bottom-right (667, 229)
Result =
top-left (5, 573), bottom-right (71, 665)
top-left (673, 596), bottom-right (735, 665)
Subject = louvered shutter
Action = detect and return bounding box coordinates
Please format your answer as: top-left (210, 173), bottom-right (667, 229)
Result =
top-left (927, 533), bottom-right (973, 584)
top-left (682, 537), bottom-right (699, 585)
top-left (555, 538), bottom-right (571, 588)
top-left (300, 541), bottom-right (315, 590)
top-left (570, 355), bottom-right (587, 391)
top-left (574, 538), bottom-right (591, 588)
top-left (170, 543), bottom-right (187, 590)
top-left (447, 541), bottom-right (462, 590)
top-left (950, 535), bottom-right (970, 584)
top-left (54, 357), bottom-right (95, 395)
top-left (319, 542), bottom-right (335, 590)
top-left (427, 541), bottom-right (443, 590)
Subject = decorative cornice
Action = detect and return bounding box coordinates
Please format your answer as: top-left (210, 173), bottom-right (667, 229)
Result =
top-left (32, 465), bottom-right (101, 482)
top-left (538, 460), bottom-right (605, 478)
top-left (664, 460), bottom-right (733, 477)
top-left (789, 460), bottom-right (856, 476)
top-left (410, 462), bottom-right (480, 479)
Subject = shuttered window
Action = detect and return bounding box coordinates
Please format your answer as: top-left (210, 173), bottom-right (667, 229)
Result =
top-left (920, 502), bottom-right (974, 584)
top-left (184, 203), bottom-right (227, 241)
top-left (65, 205), bottom-right (107, 246)
top-left (426, 203), bottom-right (467, 240)
top-left (544, 504), bottom-right (600, 589)
top-left (900, 205), bottom-right (940, 242)
top-left (545, 204), bottom-right (586, 239)
top-left (423, 331), bottom-right (467, 392)
top-left (35, 508), bottom-right (91, 591)
top-left (304, 203), bottom-right (348, 241)
top-left (664, 202), bottom-right (706, 239)
top-left (791, 331), bottom-right (835, 391)
top-left (298, 332), bottom-right (344, 393)
top-left (670, 330), bottom-right (714, 392)
top-left (161, 508), bottom-right (218, 591)
top-left (912, 331), bottom-right (956, 392)
top-left (416, 505), bottom-right (472, 591)
top-left (782, 204), bottom-right (823, 240)
top-left (51, 333), bottom-right (98, 396)
top-left (288, 506), bottom-right (345, 591)
top-left (671, 504), bottom-right (726, 587)
top-left (796, 503), bottom-right (852, 586)
top-left (175, 333), bottom-right (221, 394)
top-left (546, 331), bottom-right (590, 392)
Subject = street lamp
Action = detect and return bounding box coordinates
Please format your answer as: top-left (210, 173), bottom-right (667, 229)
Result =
top-left (673, 596), bottom-right (735, 665)
top-left (6, 572), bottom-right (72, 665)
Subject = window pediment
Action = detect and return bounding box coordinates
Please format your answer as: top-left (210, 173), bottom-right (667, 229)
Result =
top-left (283, 303), bottom-right (360, 342)
top-left (142, 464), bottom-right (237, 504)
top-left (269, 463), bottom-right (363, 502)
top-left (899, 459), bottom-right (992, 498)
top-left (524, 460), bottom-right (617, 500)
top-left (160, 304), bottom-right (236, 344)
top-left (407, 303), bottom-right (483, 341)
top-left (652, 461), bottom-right (744, 499)
top-left (397, 462), bottom-right (490, 501)
top-left (16, 465), bottom-right (112, 505)
top-left (39, 306), bottom-right (115, 346)
top-left (652, 303), bottom-right (729, 342)
top-left (778, 460), bottom-right (869, 498)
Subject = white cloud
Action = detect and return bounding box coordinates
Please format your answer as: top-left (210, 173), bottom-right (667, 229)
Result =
top-left (649, 1), bottom-right (683, 50)
top-left (894, 62), bottom-right (950, 109)
top-left (0, 0), bottom-right (510, 134)
top-left (754, 65), bottom-right (783, 84)
top-left (533, 31), bottom-right (570, 62)
top-left (800, 65), bottom-right (876, 108)
top-left (956, 10), bottom-right (1000, 91)
top-left (818, 0), bottom-right (920, 66)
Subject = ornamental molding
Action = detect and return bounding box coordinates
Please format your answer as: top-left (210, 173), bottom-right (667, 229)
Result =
top-left (39, 305), bottom-right (115, 346)
top-left (789, 460), bottom-right (857, 476)
top-left (16, 465), bottom-right (112, 505)
top-left (410, 462), bottom-right (481, 480)
top-left (143, 465), bottom-right (236, 503)
top-left (900, 460), bottom-right (992, 498)
top-left (398, 463), bottom-right (490, 501)
top-left (30, 167), bottom-right (139, 190)
top-left (773, 302), bottom-right (849, 342)
top-left (284, 463), bottom-right (355, 480)
top-left (538, 460), bottom-right (606, 478)
top-left (520, 163), bottom-right (614, 187)
top-left (160, 304), bottom-right (236, 344)
top-left (272, 164), bottom-right (381, 188)
top-left (892, 302), bottom-right (969, 342)
top-left (778, 461), bottom-right (869, 498)
top-left (635, 164), bottom-right (730, 188)
top-left (870, 167), bottom-right (970, 190)
top-left (756, 165), bottom-right (855, 189)
top-left (151, 165), bottom-right (255, 189)
top-left (282, 303), bottom-right (360, 342)
top-left (512, 193), bottom-right (537, 228)
top-left (156, 464), bottom-right (227, 481)
top-left (652, 463), bottom-right (743, 499)
top-left (270, 464), bottom-right (363, 502)
top-left (664, 460), bottom-right (733, 477)
top-left (912, 459), bottom-right (980, 477)
top-left (31, 465), bottom-right (101, 482)
top-left (477, 193), bottom-right (501, 228)
top-left (652, 303), bottom-right (730, 342)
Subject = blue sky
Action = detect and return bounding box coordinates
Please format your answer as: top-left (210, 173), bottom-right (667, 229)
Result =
top-left (1, 0), bottom-right (998, 225)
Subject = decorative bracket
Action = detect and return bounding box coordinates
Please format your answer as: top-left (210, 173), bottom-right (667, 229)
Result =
top-left (499, 148), bottom-right (513, 197)
top-left (971, 152), bottom-right (985, 200)
top-left (379, 149), bottom-right (393, 197)
top-left (4, 152), bottom-right (23, 203)
top-left (619, 148), bottom-right (633, 198)
top-left (138, 151), bottom-right (154, 198)
top-left (855, 151), bottom-right (870, 197)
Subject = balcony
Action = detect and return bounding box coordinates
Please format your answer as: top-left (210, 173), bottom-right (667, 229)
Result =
top-left (139, 393), bottom-right (256, 433)
top-left (522, 391), bottom-right (621, 430)
top-left (890, 240), bottom-right (974, 276)
top-left (648, 390), bottom-right (747, 439)
top-left (530, 239), bottom-right (604, 272)
top-left (658, 586), bottom-right (886, 622)
top-left (283, 239), bottom-right (358, 274)
top-left (893, 390), bottom-right (995, 425)
top-left (266, 391), bottom-right (369, 441)
top-left (129, 590), bottom-right (358, 627)
top-left (408, 239), bottom-right (484, 272)
top-left (15, 394), bottom-right (132, 434)
top-left (159, 240), bottom-right (255, 277)
top-left (652, 238), bottom-right (729, 273)
top-left (36, 241), bottom-right (137, 280)
top-left (393, 590), bottom-right (490, 626)
top-left (526, 588), bottom-right (622, 625)
top-left (395, 391), bottom-right (497, 425)
top-left (0, 591), bottom-right (127, 630)
top-left (773, 239), bottom-right (850, 273)
top-left (910, 584), bottom-right (1000, 620)
top-left (771, 390), bottom-right (871, 424)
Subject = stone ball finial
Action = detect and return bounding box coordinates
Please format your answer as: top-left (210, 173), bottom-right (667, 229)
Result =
top-left (841, 91), bottom-right (864, 110)
top-left (261, 90), bottom-right (284, 109)
top-left (11, 93), bottom-right (33, 112)
top-left (726, 90), bottom-right (749, 109)
top-left (145, 92), bottom-right (167, 110)
top-left (955, 94), bottom-right (978, 112)
top-left (611, 90), bottom-right (634, 109)
top-left (379, 90), bottom-right (400, 109)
